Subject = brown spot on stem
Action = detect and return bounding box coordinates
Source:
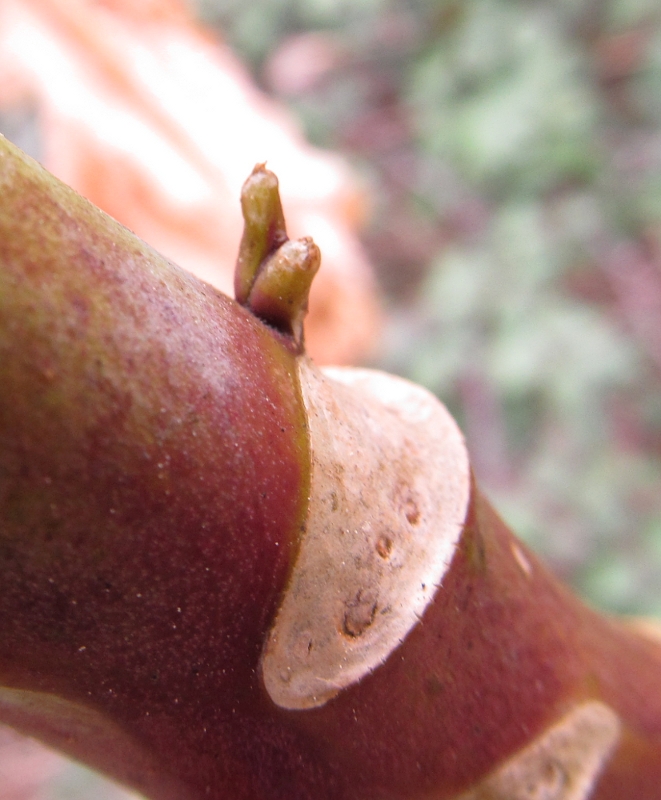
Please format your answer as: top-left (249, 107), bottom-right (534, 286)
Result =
top-left (425, 674), bottom-right (444, 696)
top-left (343, 591), bottom-right (378, 638)
top-left (405, 498), bottom-right (420, 525)
top-left (375, 535), bottom-right (393, 559)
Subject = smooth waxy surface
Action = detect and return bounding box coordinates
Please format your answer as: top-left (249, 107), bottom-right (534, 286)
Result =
top-left (0, 136), bottom-right (311, 798)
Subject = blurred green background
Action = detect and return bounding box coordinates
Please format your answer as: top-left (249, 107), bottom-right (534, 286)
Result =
top-left (199, 0), bottom-right (661, 617)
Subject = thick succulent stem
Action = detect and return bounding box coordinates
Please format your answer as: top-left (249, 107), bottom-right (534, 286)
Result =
top-left (0, 135), bottom-right (660, 800)
top-left (0, 136), bottom-right (310, 799)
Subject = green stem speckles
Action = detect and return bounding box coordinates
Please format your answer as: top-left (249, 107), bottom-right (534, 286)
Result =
top-left (234, 165), bottom-right (320, 351)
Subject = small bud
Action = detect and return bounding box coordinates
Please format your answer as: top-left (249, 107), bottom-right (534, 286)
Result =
top-left (246, 237), bottom-right (321, 347)
top-left (235, 165), bottom-right (320, 351)
top-left (234, 164), bottom-right (288, 305)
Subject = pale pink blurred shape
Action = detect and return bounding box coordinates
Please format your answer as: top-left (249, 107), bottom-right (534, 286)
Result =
top-left (0, 724), bottom-right (140, 799)
top-left (0, 0), bottom-right (381, 364)
top-left (0, 726), bottom-right (66, 800)
top-left (264, 31), bottom-right (344, 95)
top-left (604, 240), bottom-right (661, 374)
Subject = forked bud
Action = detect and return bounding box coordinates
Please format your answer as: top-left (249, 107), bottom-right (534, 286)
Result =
top-left (235, 165), bottom-right (320, 349)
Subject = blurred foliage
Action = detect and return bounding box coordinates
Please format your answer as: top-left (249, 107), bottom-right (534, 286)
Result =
top-left (198, 0), bottom-right (661, 616)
